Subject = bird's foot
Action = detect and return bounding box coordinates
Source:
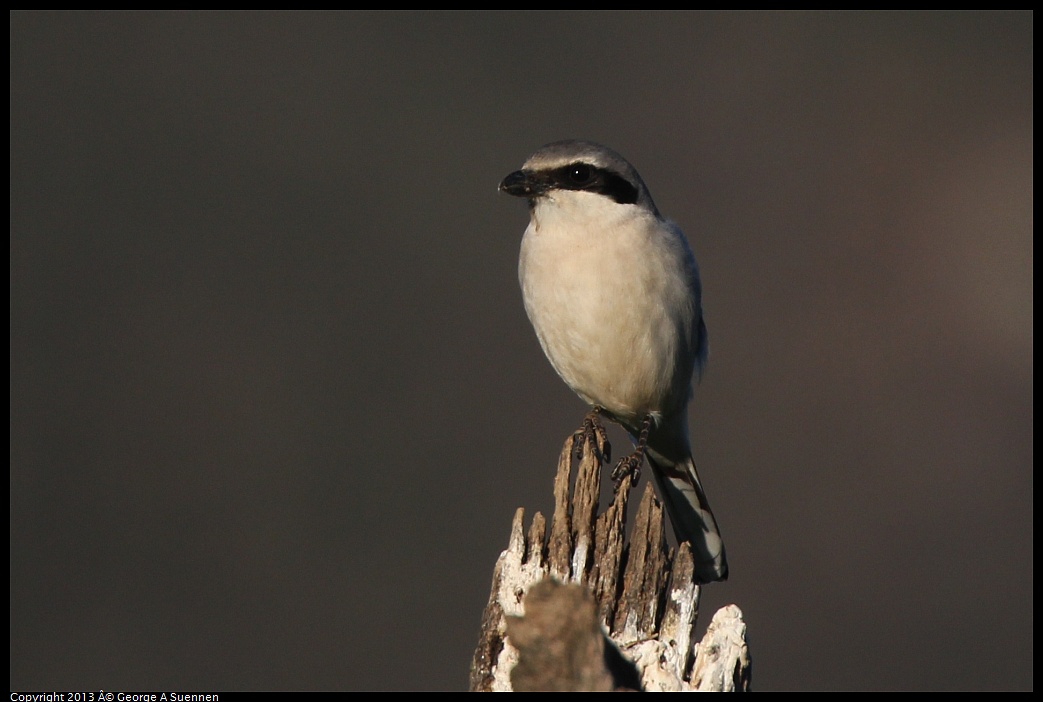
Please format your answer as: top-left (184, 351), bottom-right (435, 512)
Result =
top-left (573, 406), bottom-right (611, 464)
top-left (611, 414), bottom-right (653, 490)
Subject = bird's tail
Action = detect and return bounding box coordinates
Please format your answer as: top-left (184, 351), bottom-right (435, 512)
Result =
top-left (644, 426), bottom-right (728, 583)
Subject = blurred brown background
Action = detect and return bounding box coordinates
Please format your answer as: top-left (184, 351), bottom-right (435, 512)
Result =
top-left (10, 11), bottom-right (1032, 691)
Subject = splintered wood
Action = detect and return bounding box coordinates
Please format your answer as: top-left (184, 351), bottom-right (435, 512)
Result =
top-left (469, 432), bottom-right (751, 692)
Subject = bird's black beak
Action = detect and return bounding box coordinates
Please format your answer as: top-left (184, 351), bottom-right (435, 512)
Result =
top-left (499, 169), bottom-right (548, 198)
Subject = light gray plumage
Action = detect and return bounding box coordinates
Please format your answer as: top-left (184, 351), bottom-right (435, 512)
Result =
top-left (500, 140), bottom-right (728, 583)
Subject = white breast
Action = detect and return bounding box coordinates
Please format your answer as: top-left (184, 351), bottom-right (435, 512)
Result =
top-left (518, 190), bottom-right (702, 424)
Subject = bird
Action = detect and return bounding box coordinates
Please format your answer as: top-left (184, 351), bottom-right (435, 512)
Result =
top-left (499, 140), bottom-right (728, 583)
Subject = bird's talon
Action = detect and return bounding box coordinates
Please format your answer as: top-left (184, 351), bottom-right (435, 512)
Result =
top-left (573, 408), bottom-right (612, 464)
top-left (611, 454), bottom-right (641, 488)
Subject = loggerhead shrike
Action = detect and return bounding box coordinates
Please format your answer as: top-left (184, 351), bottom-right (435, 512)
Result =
top-left (500, 140), bottom-right (728, 583)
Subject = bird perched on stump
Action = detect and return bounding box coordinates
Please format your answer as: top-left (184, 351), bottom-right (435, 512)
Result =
top-left (500, 140), bottom-right (728, 583)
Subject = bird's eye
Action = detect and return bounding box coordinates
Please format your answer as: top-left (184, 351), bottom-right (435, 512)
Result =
top-left (567, 164), bottom-right (594, 185)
